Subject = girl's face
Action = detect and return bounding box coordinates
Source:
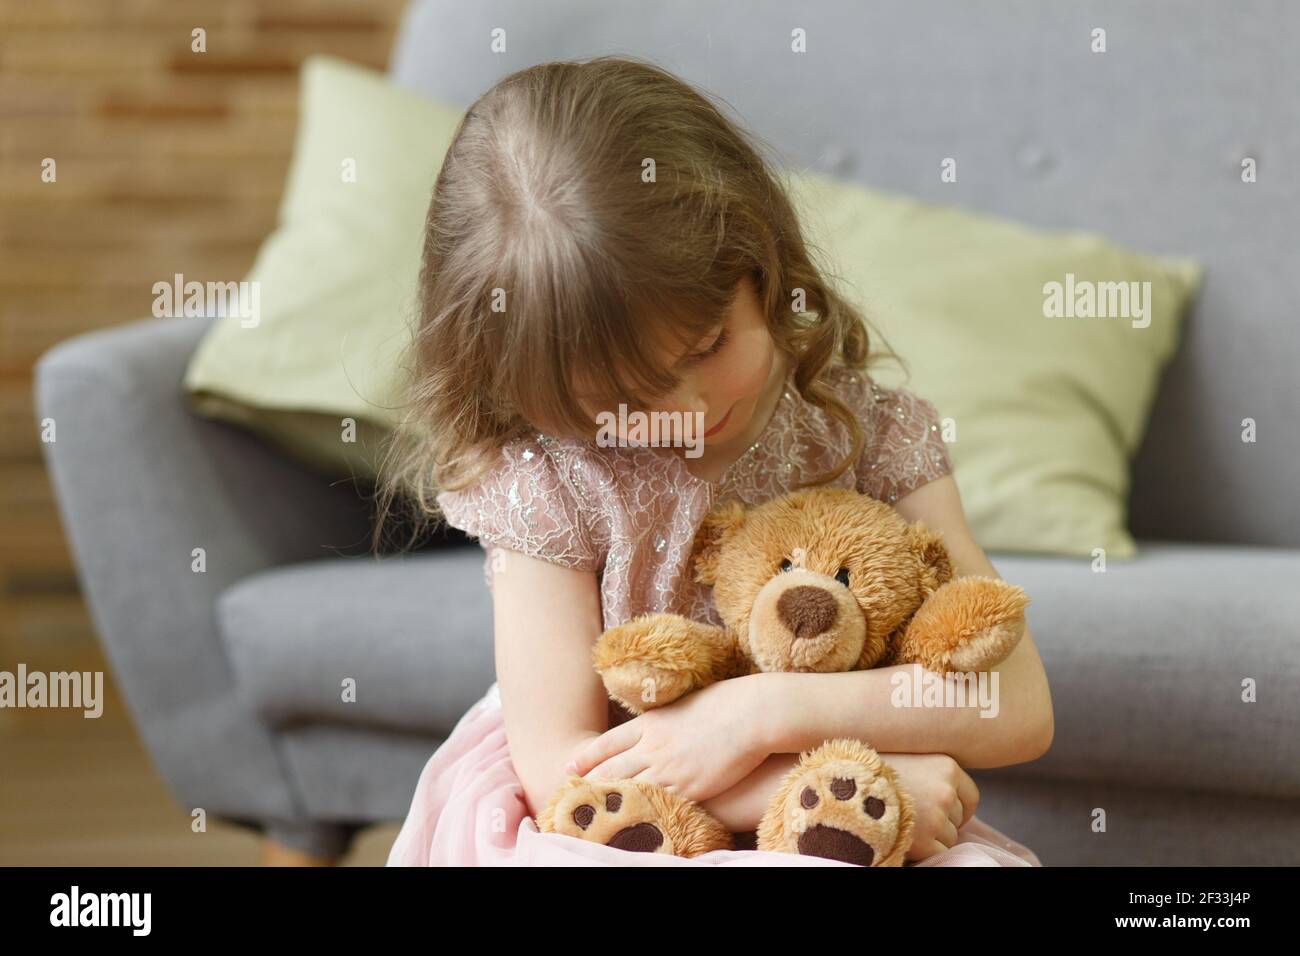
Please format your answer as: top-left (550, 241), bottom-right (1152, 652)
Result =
top-left (590, 274), bottom-right (782, 454)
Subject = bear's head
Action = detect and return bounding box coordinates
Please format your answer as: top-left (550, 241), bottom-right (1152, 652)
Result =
top-left (691, 487), bottom-right (953, 673)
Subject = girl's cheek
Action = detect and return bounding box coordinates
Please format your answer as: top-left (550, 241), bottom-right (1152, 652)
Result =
top-left (722, 330), bottom-right (775, 401)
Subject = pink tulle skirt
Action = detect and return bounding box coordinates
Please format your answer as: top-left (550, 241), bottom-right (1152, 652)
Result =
top-left (387, 683), bottom-right (1042, 867)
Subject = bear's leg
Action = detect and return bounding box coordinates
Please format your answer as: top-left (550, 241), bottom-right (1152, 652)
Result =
top-left (756, 739), bottom-right (914, 867)
top-left (593, 613), bottom-right (743, 715)
top-left (537, 775), bottom-right (734, 858)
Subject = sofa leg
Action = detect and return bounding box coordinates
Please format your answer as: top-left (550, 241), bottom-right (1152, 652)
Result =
top-left (259, 817), bottom-right (359, 865)
top-left (261, 835), bottom-right (338, 867)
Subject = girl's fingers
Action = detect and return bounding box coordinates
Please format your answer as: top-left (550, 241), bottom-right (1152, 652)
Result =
top-left (914, 839), bottom-right (948, 861)
top-left (946, 796), bottom-right (964, 832)
top-left (567, 720), bottom-right (641, 775)
top-left (938, 819), bottom-right (960, 850)
top-left (586, 753), bottom-right (649, 783)
top-left (629, 766), bottom-right (678, 793)
top-left (954, 774), bottom-right (980, 827)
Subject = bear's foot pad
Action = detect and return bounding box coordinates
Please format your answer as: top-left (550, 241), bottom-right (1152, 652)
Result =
top-left (761, 747), bottom-right (907, 866)
top-left (546, 777), bottom-right (676, 855)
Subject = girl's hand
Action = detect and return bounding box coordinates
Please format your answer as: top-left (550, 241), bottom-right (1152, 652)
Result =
top-left (878, 752), bottom-right (980, 861)
top-left (564, 675), bottom-right (774, 805)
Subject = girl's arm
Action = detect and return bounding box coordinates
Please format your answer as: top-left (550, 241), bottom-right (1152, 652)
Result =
top-left (491, 547), bottom-right (609, 818)
top-left (758, 474), bottom-right (1055, 768)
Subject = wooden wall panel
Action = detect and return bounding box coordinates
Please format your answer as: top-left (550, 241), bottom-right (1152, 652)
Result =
top-left (0, 0), bottom-right (408, 654)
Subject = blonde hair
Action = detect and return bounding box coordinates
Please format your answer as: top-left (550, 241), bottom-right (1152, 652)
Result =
top-left (372, 55), bottom-right (904, 552)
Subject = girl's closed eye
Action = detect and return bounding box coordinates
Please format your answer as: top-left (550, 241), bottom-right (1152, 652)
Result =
top-left (685, 325), bottom-right (730, 366)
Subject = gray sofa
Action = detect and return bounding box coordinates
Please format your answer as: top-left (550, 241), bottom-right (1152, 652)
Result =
top-left (35, 0), bottom-right (1299, 864)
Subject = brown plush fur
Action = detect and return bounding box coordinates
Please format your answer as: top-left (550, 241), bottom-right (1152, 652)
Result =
top-left (539, 487), bottom-right (1029, 866)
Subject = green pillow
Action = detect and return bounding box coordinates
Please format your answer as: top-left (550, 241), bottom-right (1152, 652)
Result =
top-left (785, 171), bottom-right (1201, 558)
top-left (183, 55), bottom-right (463, 482)
top-left (185, 56), bottom-right (1202, 557)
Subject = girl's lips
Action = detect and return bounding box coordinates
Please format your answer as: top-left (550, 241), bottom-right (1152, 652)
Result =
top-left (703, 405), bottom-right (733, 438)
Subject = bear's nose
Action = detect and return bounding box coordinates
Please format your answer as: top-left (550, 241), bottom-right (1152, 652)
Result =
top-left (777, 585), bottom-right (838, 639)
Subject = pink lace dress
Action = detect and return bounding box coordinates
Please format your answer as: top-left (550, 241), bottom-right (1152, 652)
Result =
top-left (387, 363), bottom-right (1041, 867)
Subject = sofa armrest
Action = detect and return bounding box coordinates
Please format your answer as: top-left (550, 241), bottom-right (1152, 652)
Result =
top-left (34, 316), bottom-right (374, 821)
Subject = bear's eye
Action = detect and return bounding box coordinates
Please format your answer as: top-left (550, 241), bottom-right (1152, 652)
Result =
top-left (779, 558), bottom-right (793, 573)
top-left (834, 567), bottom-right (851, 587)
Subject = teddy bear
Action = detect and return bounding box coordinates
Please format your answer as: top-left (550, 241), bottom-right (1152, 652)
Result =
top-left (537, 486), bottom-right (1030, 865)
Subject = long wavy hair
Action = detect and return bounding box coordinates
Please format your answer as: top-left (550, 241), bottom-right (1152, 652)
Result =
top-left (371, 55), bottom-right (905, 552)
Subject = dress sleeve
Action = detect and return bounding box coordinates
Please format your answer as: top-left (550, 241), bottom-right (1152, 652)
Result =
top-left (435, 439), bottom-right (604, 592)
top-left (856, 380), bottom-right (954, 504)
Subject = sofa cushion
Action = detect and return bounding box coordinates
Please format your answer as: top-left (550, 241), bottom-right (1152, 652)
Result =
top-left (993, 543), bottom-right (1300, 799)
top-left (183, 56), bottom-right (464, 483)
top-left (789, 170), bottom-right (1199, 560)
top-left (218, 546), bottom-right (495, 736)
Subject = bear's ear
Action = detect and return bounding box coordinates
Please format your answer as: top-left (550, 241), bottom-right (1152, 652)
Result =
top-left (910, 521), bottom-right (954, 596)
top-left (691, 498), bottom-right (748, 586)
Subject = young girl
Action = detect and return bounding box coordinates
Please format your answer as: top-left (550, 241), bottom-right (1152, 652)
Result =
top-left (378, 56), bottom-right (1051, 867)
